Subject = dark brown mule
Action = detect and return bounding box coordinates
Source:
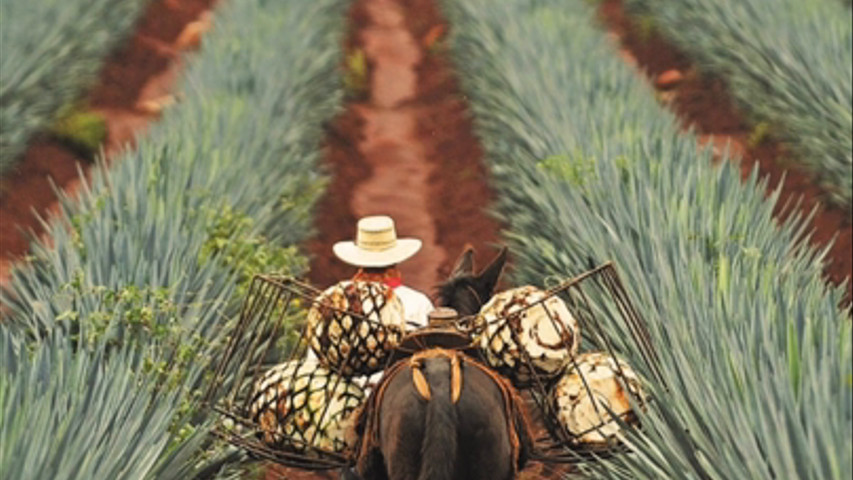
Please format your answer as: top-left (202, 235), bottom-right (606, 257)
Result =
top-left (343, 247), bottom-right (529, 480)
top-left (349, 349), bottom-right (532, 480)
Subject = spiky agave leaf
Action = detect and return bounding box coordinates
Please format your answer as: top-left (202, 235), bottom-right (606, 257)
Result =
top-left (623, 0), bottom-right (853, 209)
top-left (0, 0), bottom-right (151, 175)
top-left (0, 329), bottom-right (179, 479)
top-left (1, 0), bottom-right (348, 477)
top-left (0, 321), bottom-right (257, 480)
top-left (441, 0), bottom-right (852, 478)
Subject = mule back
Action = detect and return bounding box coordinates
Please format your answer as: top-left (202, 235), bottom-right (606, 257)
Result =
top-left (353, 348), bottom-right (532, 480)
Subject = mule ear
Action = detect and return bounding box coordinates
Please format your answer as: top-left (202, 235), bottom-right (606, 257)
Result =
top-left (477, 247), bottom-right (507, 294)
top-left (450, 244), bottom-right (476, 278)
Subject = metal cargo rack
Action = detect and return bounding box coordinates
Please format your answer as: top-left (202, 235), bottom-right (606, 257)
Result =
top-left (203, 262), bottom-right (661, 469)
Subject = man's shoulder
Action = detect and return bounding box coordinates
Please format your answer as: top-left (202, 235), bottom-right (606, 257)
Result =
top-left (394, 285), bottom-right (433, 306)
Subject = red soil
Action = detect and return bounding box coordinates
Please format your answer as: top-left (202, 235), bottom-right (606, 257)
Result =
top-left (0, 0), bottom-right (216, 284)
top-left (306, 0), bottom-right (503, 297)
top-left (282, 0), bottom-right (518, 478)
top-left (598, 0), bottom-right (852, 304)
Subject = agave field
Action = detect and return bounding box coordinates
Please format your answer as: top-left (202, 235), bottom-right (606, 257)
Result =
top-left (1, 0), bottom-right (346, 477)
top-left (625, 0), bottom-right (853, 209)
top-left (1, 0), bottom-right (850, 479)
top-left (0, 0), bottom-right (152, 174)
top-left (441, 0), bottom-right (851, 477)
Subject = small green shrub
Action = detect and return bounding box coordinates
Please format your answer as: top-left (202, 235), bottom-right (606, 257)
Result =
top-left (538, 151), bottom-right (598, 191)
top-left (199, 205), bottom-right (308, 295)
top-left (746, 121), bottom-right (772, 149)
top-left (48, 104), bottom-right (107, 154)
top-left (343, 48), bottom-right (368, 98)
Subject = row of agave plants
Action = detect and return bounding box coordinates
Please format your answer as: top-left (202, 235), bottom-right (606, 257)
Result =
top-left (0, 0), bottom-right (347, 478)
top-left (441, 0), bottom-right (851, 478)
top-left (0, 0), bottom-right (152, 174)
top-left (625, 0), bottom-right (853, 209)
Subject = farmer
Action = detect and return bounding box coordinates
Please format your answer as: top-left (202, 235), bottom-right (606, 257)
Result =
top-left (333, 215), bottom-right (434, 327)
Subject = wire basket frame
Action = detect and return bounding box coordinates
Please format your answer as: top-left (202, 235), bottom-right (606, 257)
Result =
top-left (470, 262), bottom-right (661, 462)
top-left (203, 263), bottom-right (659, 467)
top-left (204, 275), bottom-right (405, 470)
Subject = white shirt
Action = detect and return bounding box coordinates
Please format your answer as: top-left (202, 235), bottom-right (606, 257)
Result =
top-left (394, 284), bottom-right (434, 329)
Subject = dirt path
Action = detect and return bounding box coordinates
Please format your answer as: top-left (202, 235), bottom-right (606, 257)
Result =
top-left (598, 0), bottom-right (852, 304)
top-left (284, 0), bottom-right (519, 478)
top-left (307, 0), bottom-right (502, 297)
top-left (0, 0), bottom-right (216, 284)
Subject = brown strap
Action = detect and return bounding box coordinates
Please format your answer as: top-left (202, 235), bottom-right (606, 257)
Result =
top-left (412, 365), bottom-right (432, 401)
top-left (450, 354), bottom-right (463, 404)
top-left (409, 348), bottom-right (464, 404)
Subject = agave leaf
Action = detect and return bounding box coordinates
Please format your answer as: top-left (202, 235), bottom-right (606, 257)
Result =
top-left (441, 0), bottom-right (851, 478)
top-left (1, 0), bottom-right (348, 478)
top-left (624, 0), bottom-right (853, 209)
top-left (0, 0), bottom-right (151, 175)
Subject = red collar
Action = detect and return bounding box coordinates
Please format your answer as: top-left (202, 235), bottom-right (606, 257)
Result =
top-left (353, 268), bottom-right (403, 290)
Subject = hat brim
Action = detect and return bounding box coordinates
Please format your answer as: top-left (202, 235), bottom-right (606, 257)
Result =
top-left (333, 238), bottom-right (422, 268)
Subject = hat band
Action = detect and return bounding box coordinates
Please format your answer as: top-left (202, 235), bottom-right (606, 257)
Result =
top-left (356, 228), bottom-right (397, 252)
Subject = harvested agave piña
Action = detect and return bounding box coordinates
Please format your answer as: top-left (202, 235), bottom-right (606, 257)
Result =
top-left (551, 352), bottom-right (644, 445)
top-left (307, 280), bottom-right (406, 376)
top-left (248, 359), bottom-right (365, 453)
top-left (477, 286), bottom-right (580, 386)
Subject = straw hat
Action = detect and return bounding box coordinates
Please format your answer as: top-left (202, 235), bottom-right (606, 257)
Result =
top-left (333, 216), bottom-right (422, 267)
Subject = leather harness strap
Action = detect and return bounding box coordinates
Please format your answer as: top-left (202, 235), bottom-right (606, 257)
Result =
top-left (409, 348), bottom-right (463, 404)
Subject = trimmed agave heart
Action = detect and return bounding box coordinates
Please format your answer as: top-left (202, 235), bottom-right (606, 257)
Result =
top-left (247, 359), bottom-right (365, 453)
top-left (477, 286), bottom-right (580, 386)
top-left (307, 280), bottom-right (406, 376)
top-left (551, 352), bottom-right (644, 445)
